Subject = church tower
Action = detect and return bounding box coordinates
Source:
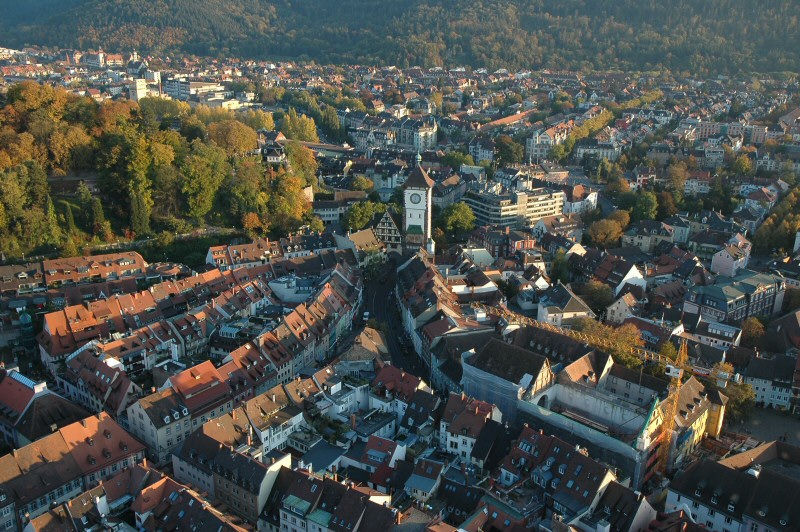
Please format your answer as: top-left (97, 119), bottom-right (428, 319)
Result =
top-left (403, 155), bottom-right (434, 249)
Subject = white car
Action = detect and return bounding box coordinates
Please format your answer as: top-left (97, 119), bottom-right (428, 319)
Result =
top-left (363, 311), bottom-right (370, 321)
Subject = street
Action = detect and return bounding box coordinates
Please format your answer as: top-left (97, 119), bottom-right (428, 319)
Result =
top-left (363, 259), bottom-right (423, 374)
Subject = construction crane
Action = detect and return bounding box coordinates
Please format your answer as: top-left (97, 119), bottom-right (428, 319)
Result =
top-left (655, 339), bottom-right (688, 481)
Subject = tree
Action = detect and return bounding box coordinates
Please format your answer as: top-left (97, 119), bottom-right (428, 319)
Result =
top-left (632, 191), bottom-right (658, 221)
top-left (608, 210), bottom-right (630, 229)
top-left (207, 120), bottom-right (258, 157)
top-left (64, 203), bottom-right (76, 236)
top-left (180, 140), bottom-right (231, 222)
top-left (342, 201), bottom-right (385, 231)
top-left (306, 216), bottom-right (325, 233)
top-left (280, 108), bottom-right (319, 142)
top-left (656, 191), bottom-right (677, 219)
top-left (721, 381), bottom-right (756, 423)
top-left (740, 317), bottom-right (766, 349)
top-left (350, 175), bottom-right (374, 192)
top-left (76, 181), bottom-right (93, 227)
top-left (573, 318), bottom-right (644, 368)
top-left (659, 341), bottom-right (678, 361)
top-left (588, 219), bottom-right (623, 248)
top-left (438, 202), bottom-right (475, 234)
top-left (44, 195), bottom-right (62, 245)
top-left (440, 151), bottom-right (475, 169)
top-left (91, 197), bottom-right (106, 236)
top-left (495, 135), bottom-right (524, 166)
top-left (242, 212), bottom-right (263, 237)
top-left (582, 280), bottom-right (613, 315)
top-left (240, 109), bottom-right (275, 131)
top-left (127, 133), bottom-right (154, 235)
top-left (284, 141), bottom-right (318, 187)
top-left (551, 250), bottom-right (570, 284)
top-left (60, 237), bottom-right (79, 257)
top-left (604, 176), bottom-right (631, 199)
top-left (730, 155), bottom-right (753, 175)
top-left (666, 161), bottom-right (688, 193)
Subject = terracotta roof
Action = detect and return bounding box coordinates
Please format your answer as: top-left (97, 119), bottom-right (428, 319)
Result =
top-left (404, 165), bottom-right (435, 189)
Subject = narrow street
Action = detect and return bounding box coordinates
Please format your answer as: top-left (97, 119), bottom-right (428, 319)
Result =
top-left (363, 259), bottom-right (423, 374)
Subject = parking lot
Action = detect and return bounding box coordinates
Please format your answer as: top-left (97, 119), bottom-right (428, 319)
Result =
top-left (738, 408), bottom-right (800, 444)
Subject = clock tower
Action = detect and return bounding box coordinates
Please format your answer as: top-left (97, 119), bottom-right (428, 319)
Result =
top-left (403, 157), bottom-right (434, 249)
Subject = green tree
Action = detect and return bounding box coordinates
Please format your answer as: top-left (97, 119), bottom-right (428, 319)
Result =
top-left (438, 202), bottom-right (475, 234)
top-left (720, 381), bottom-right (756, 423)
top-left (76, 181), bottom-right (93, 227)
top-left (240, 109), bottom-right (275, 131)
top-left (284, 141), bottom-right (318, 187)
top-left (495, 135), bottom-right (524, 166)
top-left (582, 280), bottom-right (614, 315)
top-left (730, 155), bottom-right (754, 175)
top-left (44, 195), bottom-right (62, 245)
top-left (350, 176), bottom-right (374, 192)
top-left (127, 134), bottom-right (154, 235)
top-left (180, 140), bottom-right (231, 222)
top-left (440, 151), bottom-right (475, 169)
top-left (342, 201), bottom-right (385, 231)
top-left (306, 216), bottom-right (325, 234)
top-left (64, 203), bottom-right (77, 236)
top-left (632, 191), bottom-right (658, 221)
top-left (280, 108), bottom-right (319, 142)
top-left (551, 250), bottom-right (570, 284)
top-left (60, 237), bottom-right (79, 257)
top-left (91, 197), bottom-right (106, 236)
top-left (659, 341), bottom-right (678, 361)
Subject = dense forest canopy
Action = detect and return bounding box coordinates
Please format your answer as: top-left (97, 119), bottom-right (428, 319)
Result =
top-left (0, 82), bottom-right (321, 260)
top-left (1, 0), bottom-right (799, 75)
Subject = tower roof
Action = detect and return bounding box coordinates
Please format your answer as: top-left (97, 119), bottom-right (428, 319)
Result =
top-left (404, 165), bottom-right (434, 189)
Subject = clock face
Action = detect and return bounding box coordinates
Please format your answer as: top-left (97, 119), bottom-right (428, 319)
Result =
top-left (410, 193), bottom-right (422, 205)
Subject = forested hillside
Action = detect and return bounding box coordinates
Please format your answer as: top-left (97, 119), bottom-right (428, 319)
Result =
top-left (0, 82), bottom-right (321, 260)
top-left (2, 0), bottom-right (799, 74)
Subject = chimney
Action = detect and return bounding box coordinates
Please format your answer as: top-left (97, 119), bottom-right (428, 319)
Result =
top-left (461, 462), bottom-right (466, 475)
top-left (350, 414), bottom-right (357, 430)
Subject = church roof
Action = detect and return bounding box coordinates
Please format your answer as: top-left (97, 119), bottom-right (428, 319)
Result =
top-left (404, 165), bottom-right (434, 189)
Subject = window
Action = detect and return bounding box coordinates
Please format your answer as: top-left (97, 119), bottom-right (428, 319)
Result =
top-left (692, 502), bottom-right (699, 509)
top-left (724, 517), bottom-right (732, 524)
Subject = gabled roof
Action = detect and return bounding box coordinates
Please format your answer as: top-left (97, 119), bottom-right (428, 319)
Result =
top-left (468, 338), bottom-right (549, 385)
